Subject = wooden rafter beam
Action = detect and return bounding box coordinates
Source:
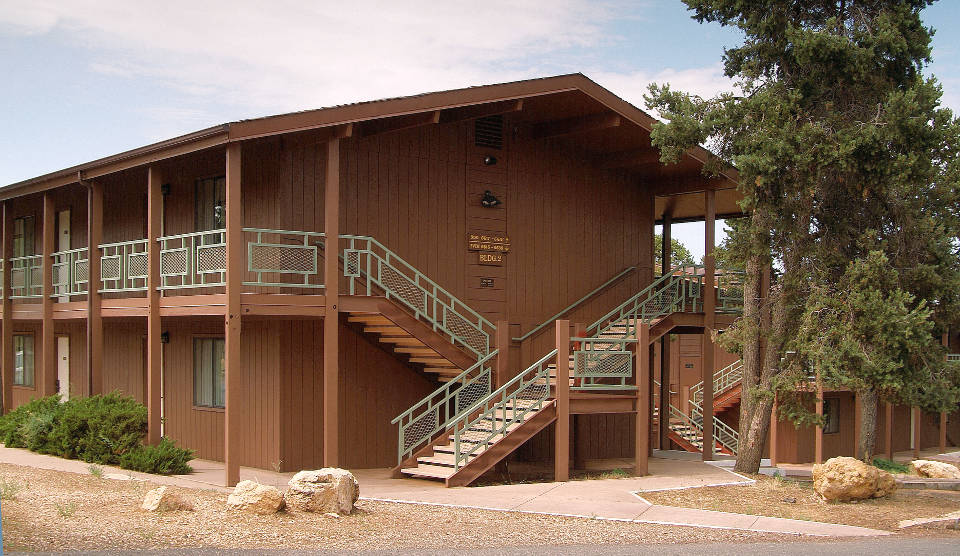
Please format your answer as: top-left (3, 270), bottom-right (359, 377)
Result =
top-left (598, 148), bottom-right (661, 169)
top-left (438, 99), bottom-right (524, 124)
top-left (651, 175), bottom-right (732, 197)
top-left (530, 112), bottom-right (621, 140)
top-left (357, 111), bottom-right (441, 138)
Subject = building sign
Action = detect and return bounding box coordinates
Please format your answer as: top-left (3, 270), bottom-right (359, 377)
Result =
top-left (467, 232), bottom-right (510, 253)
top-left (480, 278), bottom-right (495, 288)
top-left (478, 252), bottom-right (503, 266)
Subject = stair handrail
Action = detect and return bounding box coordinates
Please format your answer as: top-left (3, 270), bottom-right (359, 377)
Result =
top-left (512, 265), bottom-right (637, 342)
top-left (687, 399), bottom-right (739, 455)
top-left (690, 359), bottom-right (744, 405)
top-left (391, 349), bottom-right (498, 465)
top-left (339, 235), bottom-right (495, 358)
top-left (450, 348), bottom-right (558, 470)
top-left (586, 265), bottom-right (686, 336)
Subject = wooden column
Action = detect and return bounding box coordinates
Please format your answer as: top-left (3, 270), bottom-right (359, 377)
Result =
top-left (659, 213), bottom-right (672, 450)
top-left (769, 398), bottom-right (778, 466)
top-left (224, 143), bottom-right (243, 487)
top-left (323, 137), bottom-right (341, 467)
top-left (814, 375), bottom-right (823, 464)
top-left (1, 203), bottom-right (12, 413)
top-left (495, 320), bottom-right (510, 387)
top-left (701, 189), bottom-right (715, 461)
top-left (635, 320), bottom-right (650, 475)
top-left (86, 180), bottom-right (103, 396)
top-left (912, 406), bottom-right (921, 459)
top-left (41, 192), bottom-right (56, 396)
top-left (885, 402), bottom-right (894, 460)
top-left (146, 167), bottom-right (163, 446)
top-left (554, 320), bottom-right (570, 482)
top-left (941, 333), bottom-right (949, 455)
top-left (853, 393), bottom-right (862, 459)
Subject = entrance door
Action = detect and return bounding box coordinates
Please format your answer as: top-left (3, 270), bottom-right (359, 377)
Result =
top-left (57, 336), bottom-right (70, 401)
top-left (57, 210), bottom-right (71, 302)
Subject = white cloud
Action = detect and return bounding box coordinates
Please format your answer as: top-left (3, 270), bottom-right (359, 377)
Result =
top-left (592, 63), bottom-right (738, 116)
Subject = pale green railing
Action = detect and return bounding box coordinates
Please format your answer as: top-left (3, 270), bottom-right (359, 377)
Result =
top-left (512, 265), bottom-right (637, 342)
top-left (717, 270), bottom-right (745, 313)
top-left (691, 359), bottom-right (743, 405)
top-left (570, 336), bottom-right (637, 391)
top-left (340, 235), bottom-right (494, 358)
top-left (243, 228), bottom-right (325, 290)
top-left (688, 399), bottom-right (739, 455)
top-left (948, 354), bottom-right (960, 362)
top-left (450, 349), bottom-right (557, 470)
top-left (51, 247), bottom-right (89, 298)
top-left (392, 350), bottom-right (498, 465)
top-left (9, 255), bottom-right (42, 299)
top-left (158, 229), bottom-right (226, 290)
top-left (99, 239), bottom-right (149, 293)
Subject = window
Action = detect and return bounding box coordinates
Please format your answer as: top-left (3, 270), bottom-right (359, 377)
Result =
top-left (195, 176), bottom-right (226, 231)
top-left (13, 334), bottom-right (34, 387)
top-left (193, 337), bottom-right (225, 408)
top-left (13, 216), bottom-right (35, 257)
top-left (823, 398), bottom-right (840, 434)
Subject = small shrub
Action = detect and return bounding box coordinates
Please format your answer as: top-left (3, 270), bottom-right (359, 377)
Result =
top-left (0, 478), bottom-right (26, 500)
top-left (872, 458), bottom-right (910, 474)
top-left (55, 501), bottom-right (77, 517)
top-left (46, 392), bottom-right (146, 463)
top-left (118, 437), bottom-right (193, 475)
top-left (0, 395), bottom-right (62, 449)
top-left (87, 464), bottom-right (104, 478)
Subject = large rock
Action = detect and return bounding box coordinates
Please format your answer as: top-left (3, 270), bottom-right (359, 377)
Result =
top-left (910, 459), bottom-right (960, 479)
top-left (812, 456), bottom-right (897, 502)
top-left (226, 480), bottom-right (284, 514)
top-left (285, 468), bottom-right (359, 514)
top-left (141, 486), bottom-right (193, 512)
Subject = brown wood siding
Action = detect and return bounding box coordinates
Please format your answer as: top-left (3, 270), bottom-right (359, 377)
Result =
top-left (10, 322), bottom-right (42, 408)
top-left (102, 321), bottom-right (146, 402)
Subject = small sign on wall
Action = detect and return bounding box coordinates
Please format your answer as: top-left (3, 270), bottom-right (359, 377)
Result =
top-left (468, 232), bottom-right (511, 252)
top-left (480, 278), bottom-right (495, 288)
top-left (478, 252), bottom-right (503, 266)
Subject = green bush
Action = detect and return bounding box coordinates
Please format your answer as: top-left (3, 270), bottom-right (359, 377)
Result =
top-left (119, 437), bottom-right (193, 475)
top-left (0, 393), bottom-right (192, 475)
top-left (872, 457), bottom-right (910, 474)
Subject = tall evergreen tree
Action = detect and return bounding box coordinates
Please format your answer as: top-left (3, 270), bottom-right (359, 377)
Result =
top-left (646, 0), bottom-right (960, 471)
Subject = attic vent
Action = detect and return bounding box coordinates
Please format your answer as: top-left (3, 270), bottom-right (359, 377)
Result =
top-left (474, 115), bottom-right (504, 149)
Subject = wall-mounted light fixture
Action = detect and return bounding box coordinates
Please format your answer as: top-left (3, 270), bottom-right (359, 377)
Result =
top-left (160, 331), bottom-right (170, 344)
top-left (161, 184), bottom-right (171, 196)
top-left (481, 190), bottom-right (502, 208)
top-left (483, 155), bottom-right (498, 166)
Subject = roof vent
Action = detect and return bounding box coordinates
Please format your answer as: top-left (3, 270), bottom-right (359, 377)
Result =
top-left (474, 115), bottom-right (504, 149)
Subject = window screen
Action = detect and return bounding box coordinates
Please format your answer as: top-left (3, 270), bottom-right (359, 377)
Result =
top-left (194, 337), bottom-right (225, 408)
top-left (14, 334), bottom-right (34, 387)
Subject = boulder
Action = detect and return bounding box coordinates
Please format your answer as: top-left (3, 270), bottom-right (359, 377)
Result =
top-left (812, 456), bottom-right (897, 502)
top-left (141, 486), bottom-right (193, 512)
top-left (910, 459), bottom-right (960, 479)
top-left (285, 468), bottom-right (359, 514)
top-left (226, 480), bottom-right (284, 514)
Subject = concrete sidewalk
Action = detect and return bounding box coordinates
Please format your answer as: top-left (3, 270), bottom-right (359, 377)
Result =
top-left (0, 445), bottom-right (888, 537)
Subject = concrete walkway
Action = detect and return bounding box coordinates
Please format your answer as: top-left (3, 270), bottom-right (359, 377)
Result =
top-left (0, 446), bottom-right (888, 537)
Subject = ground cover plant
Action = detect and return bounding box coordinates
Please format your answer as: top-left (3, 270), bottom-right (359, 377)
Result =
top-left (0, 393), bottom-right (192, 475)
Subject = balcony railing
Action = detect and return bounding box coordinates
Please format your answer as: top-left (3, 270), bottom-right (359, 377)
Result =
top-left (9, 255), bottom-right (42, 299)
top-left (242, 228), bottom-right (325, 290)
top-left (52, 248), bottom-right (89, 298)
top-left (99, 239), bottom-right (149, 293)
top-left (158, 230), bottom-right (226, 290)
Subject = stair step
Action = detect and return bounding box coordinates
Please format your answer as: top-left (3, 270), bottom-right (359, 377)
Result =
top-left (365, 326), bottom-right (408, 335)
top-left (416, 452), bottom-right (477, 467)
top-left (349, 315), bottom-right (392, 325)
top-left (409, 358), bottom-right (457, 366)
top-left (395, 347), bottom-right (440, 356)
top-left (400, 464), bottom-right (456, 480)
top-left (378, 337), bottom-right (425, 346)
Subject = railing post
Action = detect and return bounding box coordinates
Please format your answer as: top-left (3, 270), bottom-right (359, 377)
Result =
top-left (495, 320), bottom-right (510, 387)
top-left (554, 320), bottom-right (570, 482)
top-left (87, 180), bottom-right (103, 396)
top-left (1, 202), bottom-right (11, 413)
top-left (224, 142), bottom-right (243, 487)
top-left (146, 167), bottom-right (163, 446)
top-left (635, 319), bottom-right (650, 475)
top-left (41, 192), bottom-right (56, 397)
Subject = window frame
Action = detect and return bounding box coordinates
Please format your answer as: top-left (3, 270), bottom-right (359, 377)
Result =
top-left (192, 336), bottom-right (225, 410)
top-left (13, 215), bottom-right (35, 258)
top-left (822, 397), bottom-right (840, 435)
top-left (194, 176), bottom-right (226, 232)
top-left (13, 333), bottom-right (35, 389)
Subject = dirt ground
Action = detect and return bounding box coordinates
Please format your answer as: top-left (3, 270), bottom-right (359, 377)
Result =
top-left (640, 474), bottom-right (960, 531)
top-left (0, 463), bottom-right (798, 552)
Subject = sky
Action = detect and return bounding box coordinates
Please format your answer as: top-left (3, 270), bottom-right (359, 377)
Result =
top-left (1, 1), bottom-right (958, 259)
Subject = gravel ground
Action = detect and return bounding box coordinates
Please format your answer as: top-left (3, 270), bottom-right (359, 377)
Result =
top-left (0, 463), bottom-right (804, 552)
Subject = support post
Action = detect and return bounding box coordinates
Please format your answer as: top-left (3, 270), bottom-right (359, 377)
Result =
top-left (941, 333), bottom-right (949, 455)
top-left (146, 167), bottom-right (163, 446)
top-left (495, 320), bottom-right (510, 387)
top-left (885, 402), bottom-right (893, 460)
top-left (635, 319), bottom-right (650, 475)
top-left (913, 406), bottom-right (921, 459)
top-left (554, 320), bottom-right (570, 482)
top-left (224, 143), bottom-right (243, 487)
top-left (41, 192), bottom-right (56, 396)
top-left (1, 203), bottom-right (11, 413)
top-left (769, 398), bottom-right (778, 466)
top-left (87, 180), bottom-right (103, 396)
top-left (815, 374), bottom-right (823, 464)
top-left (853, 393), bottom-right (862, 459)
top-left (659, 213), bottom-right (672, 450)
top-left (323, 137), bottom-right (341, 467)
top-left (701, 189), bottom-right (715, 461)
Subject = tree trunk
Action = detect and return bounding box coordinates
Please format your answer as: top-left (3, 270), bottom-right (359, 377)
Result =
top-left (856, 388), bottom-right (879, 461)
